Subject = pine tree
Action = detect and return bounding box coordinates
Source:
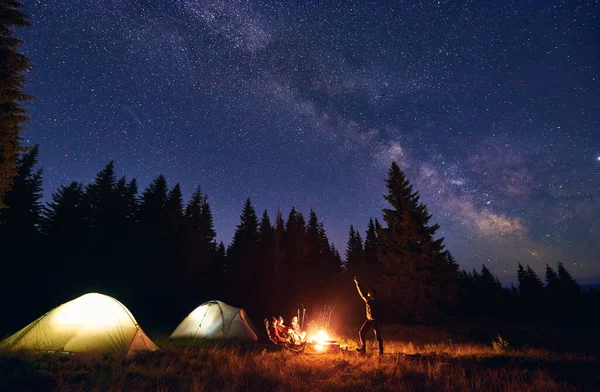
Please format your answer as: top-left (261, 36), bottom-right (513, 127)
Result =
top-left (0, 145), bottom-right (43, 329)
top-left (111, 176), bottom-right (139, 301)
top-left (82, 162), bottom-right (124, 293)
top-left (0, 145), bottom-right (42, 237)
top-left (85, 162), bottom-right (118, 232)
top-left (180, 187), bottom-right (217, 310)
top-left (228, 198), bottom-right (260, 310)
top-left (269, 209), bottom-right (286, 312)
top-left (303, 210), bottom-right (324, 305)
top-left (283, 207), bottom-right (307, 309)
top-left (166, 183), bottom-right (184, 232)
top-left (545, 264), bottom-right (560, 297)
top-left (257, 210), bottom-right (274, 313)
top-left (345, 225), bottom-right (364, 278)
top-left (213, 241), bottom-right (227, 298)
top-left (378, 161), bottom-right (458, 321)
top-left (139, 175), bottom-right (168, 227)
top-left (517, 264), bottom-right (545, 317)
top-left (557, 262), bottom-right (580, 296)
top-left (0, 0), bottom-right (33, 209)
top-left (113, 177), bottom-right (138, 233)
top-left (525, 265), bottom-right (545, 293)
top-left (330, 244), bottom-right (343, 274)
top-left (136, 175), bottom-right (169, 320)
top-left (200, 195), bottom-right (217, 251)
top-left (364, 218), bottom-right (381, 284)
top-left (42, 182), bottom-right (86, 238)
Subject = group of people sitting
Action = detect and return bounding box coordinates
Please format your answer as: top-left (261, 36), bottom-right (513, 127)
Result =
top-left (264, 315), bottom-right (307, 346)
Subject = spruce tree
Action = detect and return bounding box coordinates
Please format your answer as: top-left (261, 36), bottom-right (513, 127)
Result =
top-left (517, 264), bottom-right (545, 317)
top-left (257, 210), bottom-right (274, 313)
top-left (85, 162), bottom-right (118, 233)
top-left (545, 264), bottom-right (560, 297)
top-left (269, 209), bottom-right (286, 311)
top-left (378, 161), bottom-right (458, 321)
top-left (166, 183), bottom-right (184, 232)
top-left (214, 241), bottom-right (227, 298)
top-left (0, 0), bottom-right (33, 209)
top-left (364, 218), bottom-right (381, 284)
top-left (345, 225), bottom-right (364, 277)
top-left (180, 187), bottom-right (216, 309)
top-left (228, 198), bottom-right (260, 309)
top-left (138, 175), bottom-right (168, 227)
top-left (303, 210), bottom-right (324, 305)
top-left (557, 262), bottom-right (580, 296)
top-left (113, 177), bottom-right (138, 233)
top-left (283, 207), bottom-right (306, 308)
top-left (0, 145), bottom-right (42, 237)
top-left (42, 181), bottom-right (87, 293)
top-left (42, 181), bottom-right (86, 239)
top-left (136, 175), bottom-right (169, 320)
top-left (0, 145), bottom-right (42, 330)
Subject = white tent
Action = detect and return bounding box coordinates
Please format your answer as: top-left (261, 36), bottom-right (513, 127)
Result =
top-left (0, 293), bottom-right (158, 359)
top-left (170, 300), bottom-right (258, 341)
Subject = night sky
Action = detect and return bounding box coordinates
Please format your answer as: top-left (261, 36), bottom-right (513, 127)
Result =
top-left (21, 1), bottom-right (599, 283)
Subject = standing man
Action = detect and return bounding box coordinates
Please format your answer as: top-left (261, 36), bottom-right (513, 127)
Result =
top-left (354, 276), bottom-right (384, 355)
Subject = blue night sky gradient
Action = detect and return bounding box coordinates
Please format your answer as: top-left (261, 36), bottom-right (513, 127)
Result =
top-left (21, 0), bottom-right (599, 283)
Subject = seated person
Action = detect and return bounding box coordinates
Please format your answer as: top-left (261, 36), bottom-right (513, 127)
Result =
top-left (278, 316), bottom-right (303, 345)
top-left (277, 316), bottom-right (293, 335)
top-left (290, 316), bottom-right (307, 342)
top-left (266, 317), bottom-right (288, 344)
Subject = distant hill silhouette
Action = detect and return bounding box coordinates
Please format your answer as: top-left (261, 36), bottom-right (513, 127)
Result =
top-left (580, 284), bottom-right (600, 291)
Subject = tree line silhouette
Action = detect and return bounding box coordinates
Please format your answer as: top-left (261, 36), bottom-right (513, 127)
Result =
top-left (1, 149), bottom-right (596, 337)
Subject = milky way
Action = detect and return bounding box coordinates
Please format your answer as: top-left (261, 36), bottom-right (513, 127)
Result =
top-left (21, 0), bottom-right (599, 283)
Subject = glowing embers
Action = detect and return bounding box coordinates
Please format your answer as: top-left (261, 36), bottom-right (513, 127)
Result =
top-left (308, 329), bottom-right (340, 352)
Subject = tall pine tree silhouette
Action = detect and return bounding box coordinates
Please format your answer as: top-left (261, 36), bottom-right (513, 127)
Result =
top-left (0, 145), bottom-right (42, 238)
top-left (136, 174), bottom-right (168, 321)
top-left (41, 181), bottom-right (87, 301)
top-left (517, 264), bottom-right (545, 317)
top-left (228, 198), bottom-right (260, 311)
top-left (345, 225), bottom-right (364, 278)
top-left (364, 218), bottom-right (381, 285)
top-left (269, 209), bottom-right (286, 313)
top-left (378, 161), bottom-right (458, 321)
top-left (0, 146), bottom-right (43, 332)
top-left (0, 0), bottom-right (32, 209)
top-left (257, 210), bottom-right (274, 314)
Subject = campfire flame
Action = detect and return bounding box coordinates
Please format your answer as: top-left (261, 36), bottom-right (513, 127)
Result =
top-left (314, 329), bottom-right (329, 342)
top-left (310, 329), bottom-right (331, 352)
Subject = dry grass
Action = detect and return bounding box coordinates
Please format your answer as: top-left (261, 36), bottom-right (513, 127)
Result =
top-left (1, 324), bottom-right (597, 392)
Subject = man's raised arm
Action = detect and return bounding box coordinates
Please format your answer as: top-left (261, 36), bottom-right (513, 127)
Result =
top-left (354, 276), bottom-right (367, 302)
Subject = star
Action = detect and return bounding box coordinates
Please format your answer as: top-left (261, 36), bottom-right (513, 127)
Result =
top-left (17, 0), bottom-right (600, 284)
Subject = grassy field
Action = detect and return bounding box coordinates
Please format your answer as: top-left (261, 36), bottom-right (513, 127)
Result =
top-left (1, 322), bottom-right (598, 391)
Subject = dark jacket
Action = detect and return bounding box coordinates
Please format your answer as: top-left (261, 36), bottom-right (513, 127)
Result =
top-left (268, 324), bottom-right (287, 344)
top-left (356, 282), bottom-right (381, 321)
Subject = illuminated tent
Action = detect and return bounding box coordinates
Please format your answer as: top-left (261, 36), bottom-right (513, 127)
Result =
top-left (0, 293), bottom-right (158, 359)
top-left (170, 300), bottom-right (258, 341)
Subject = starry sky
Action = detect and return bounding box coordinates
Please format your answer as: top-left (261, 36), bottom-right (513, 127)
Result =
top-left (20, 0), bottom-right (599, 283)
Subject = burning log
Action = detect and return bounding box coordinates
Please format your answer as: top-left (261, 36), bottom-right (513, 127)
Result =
top-left (308, 329), bottom-right (341, 352)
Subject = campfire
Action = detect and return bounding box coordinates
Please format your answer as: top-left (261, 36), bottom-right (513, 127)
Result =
top-left (308, 329), bottom-right (340, 352)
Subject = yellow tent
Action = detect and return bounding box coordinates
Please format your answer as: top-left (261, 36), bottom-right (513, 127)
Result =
top-left (170, 300), bottom-right (258, 341)
top-left (0, 293), bottom-right (158, 359)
